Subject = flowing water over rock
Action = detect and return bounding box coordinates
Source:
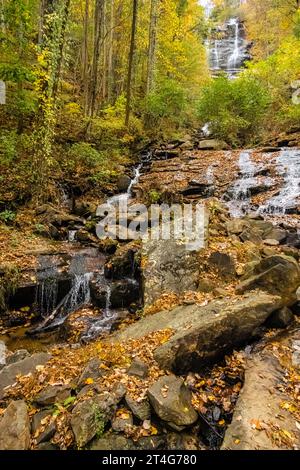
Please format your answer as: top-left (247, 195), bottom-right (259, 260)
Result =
top-left (259, 148), bottom-right (300, 216)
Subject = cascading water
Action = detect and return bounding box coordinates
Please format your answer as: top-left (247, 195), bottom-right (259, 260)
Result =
top-left (208, 17), bottom-right (250, 78)
top-left (259, 148), bottom-right (300, 216)
top-left (226, 151), bottom-right (257, 217)
top-left (107, 164), bottom-right (142, 206)
top-left (227, 18), bottom-right (240, 70)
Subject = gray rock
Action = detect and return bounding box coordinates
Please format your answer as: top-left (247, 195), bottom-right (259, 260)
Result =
top-left (36, 422), bottom-right (56, 444)
top-left (264, 228), bottom-right (287, 243)
top-left (34, 385), bottom-right (71, 406)
top-left (263, 239), bottom-right (279, 246)
top-left (6, 349), bottom-right (29, 365)
top-left (125, 395), bottom-right (151, 421)
top-left (167, 432), bottom-right (199, 450)
top-left (77, 358), bottom-right (103, 390)
top-left (111, 410), bottom-right (133, 432)
top-left (0, 341), bottom-right (7, 370)
top-left (0, 352), bottom-right (51, 399)
top-left (71, 388), bottom-right (124, 448)
top-left (128, 358), bottom-right (149, 378)
top-left (148, 375), bottom-right (198, 429)
top-left (198, 139), bottom-right (229, 150)
top-left (116, 293), bottom-right (282, 373)
top-left (265, 307), bottom-right (294, 329)
top-left (35, 442), bottom-right (58, 451)
top-left (226, 218), bottom-right (248, 235)
top-left (117, 175), bottom-right (131, 192)
top-left (90, 435), bottom-right (132, 450)
top-left (208, 252), bottom-right (235, 277)
top-left (236, 255), bottom-right (300, 306)
top-left (31, 410), bottom-right (51, 434)
top-left (0, 401), bottom-right (30, 450)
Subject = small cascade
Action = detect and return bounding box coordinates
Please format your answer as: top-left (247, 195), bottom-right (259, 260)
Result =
top-left (35, 278), bottom-right (58, 319)
top-left (259, 148), bottom-right (300, 216)
top-left (206, 166), bottom-right (214, 185)
top-left (81, 284), bottom-right (118, 342)
top-left (213, 40), bottom-right (220, 70)
top-left (68, 230), bottom-right (77, 243)
top-left (107, 164), bottom-right (142, 206)
top-left (226, 151), bottom-right (257, 217)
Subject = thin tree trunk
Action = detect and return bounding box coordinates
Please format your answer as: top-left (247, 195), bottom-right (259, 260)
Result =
top-left (53, 0), bottom-right (71, 99)
top-left (107, 0), bottom-right (114, 103)
top-left (87, 0), bottom-right (104, 119)
top-left (82, 0), bottom-right (89, 113)
top-left (125, 0), bottom-right (138, 127)
top-left (146, 0), bottom-right (158, 95)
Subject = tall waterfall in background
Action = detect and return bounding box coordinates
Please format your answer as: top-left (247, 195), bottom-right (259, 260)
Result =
top-left (207, 17), bottom-right (251, 78)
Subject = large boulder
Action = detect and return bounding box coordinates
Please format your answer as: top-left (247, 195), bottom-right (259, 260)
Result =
top-left (34, 385), bottom-right (71, 406)
top-left (148, 375), bottom-right (198, 430)
top-left (0, 401), bottom-right (30, 450)
top-left (0, 352), bottom-right (51, 399)
top-left (236, 255), bottom-right (300, 306)
top-left (116, 292), bottom-right (282, 373)
top-left (222, 330), bottom-right (300, 450)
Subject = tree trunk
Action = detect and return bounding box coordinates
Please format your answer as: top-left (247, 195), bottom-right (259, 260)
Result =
top-left (107, 0), bottom-right (114, 103)
top-left (82, 0), bottom-right (89, 114)
top-left (52, 0), bottom-right (71, 99)
top-left (125, 0), bottom-right (138, 127)
top-left (87, 0), bottom-right (105, 119)
top-left (146, 0), bottom-right (158, 95)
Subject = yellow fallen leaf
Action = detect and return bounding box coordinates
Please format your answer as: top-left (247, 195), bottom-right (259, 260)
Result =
top-left (218, 419), bottom-right (225, 426)
top-left (85, 378), bottom-right (94, 385)
top-left (234, 439), bottom-right (240, 445)
top-left (151, 425), bottom-right (158, 435)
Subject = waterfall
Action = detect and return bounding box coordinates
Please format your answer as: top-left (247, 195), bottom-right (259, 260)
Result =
top-left (107, 164), bottom-right (142, 206)
top-left (226, 151), bottom-right (257, 217)
top-left (68, 230), bottom-right (77, 242)
top-left (259, 148), bottom-right (300, 215)
top-left (227, 18), bottom-right (240, 70)
top-left (208, 17), bottom-right (249, 78)
top-left (105, 285), bottom-right (111, 315)
top-left (36, 278), bottom-right (58, 319)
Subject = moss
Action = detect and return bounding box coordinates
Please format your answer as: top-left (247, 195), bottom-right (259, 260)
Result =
top-left (0, 264), bottom-right (20, 311)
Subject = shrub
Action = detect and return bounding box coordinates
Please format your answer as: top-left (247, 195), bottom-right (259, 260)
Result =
top-left (67, 142), bottom-right (104, 169)
top-left (197, 75), bottom-right (270, 146)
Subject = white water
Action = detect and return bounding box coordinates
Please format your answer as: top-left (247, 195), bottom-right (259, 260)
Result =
top-left (68, 230), bottom-right (77, 242)
top-left (259, 148), bottom-right (300, 215)
top-left (206, 166), bottom-right (214, 185)
top-left (227, 18), bottom-right (240, 70)
top-left (226, 151), bottom-right (257, 217)
top-left (107, 164), bottom-right (142, 206)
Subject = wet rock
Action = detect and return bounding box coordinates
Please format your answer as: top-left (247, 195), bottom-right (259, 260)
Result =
top-left (90, 279), bottom-right (140, 309)
top-left (117, 175), bottom-right (131, 192)
top-left (125, 395), bottom-right (151, 421)
top-left (198, 140), bottom-right (229, 151)
top-left (34, 385), bottom-right (71, 406)
top-left (73, 200), bottom-right (96, 218)
top-left (76, 229), bottom-right (95, 243)
top-left (236, 255), bottom-right (300, 306)
top-left (226, 219), bottom-right (248, 235)
top-left (285, 232), bottom-right (300, 249)
top-left (116, 293), bottom-right (282, 373)
top-left (128, 358), bottom-right (149, 378)
top-left (0, 341), bottom-right (7, 370)
top-left (105, 245), bottom-right (139, 280)
top-left (265, 307), bottom-right (294, 329)
top-left (6, 349), bottom-right (29, 365)
top-left (36, 422), bottom-right (56, 444)
top-left (148, 375), bottom-right (198, 430)
top-left (77, 358), bottom-right (103, 390)
top-left (0, 401), bottom-right (30, 450)
top-left (240, 227), bottom-right (262, 244)
top-left (98, 238), bottom-right (118, 255)
top-left (0, 352), bottom-right (51, 399)
top-left (208, 252), bottom-right (236, 277)
top-left (111, 410), bottom-right (133, 432)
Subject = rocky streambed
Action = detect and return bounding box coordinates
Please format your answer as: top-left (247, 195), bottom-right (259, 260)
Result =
top-left (0, 137), bottom-right (299, 450)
